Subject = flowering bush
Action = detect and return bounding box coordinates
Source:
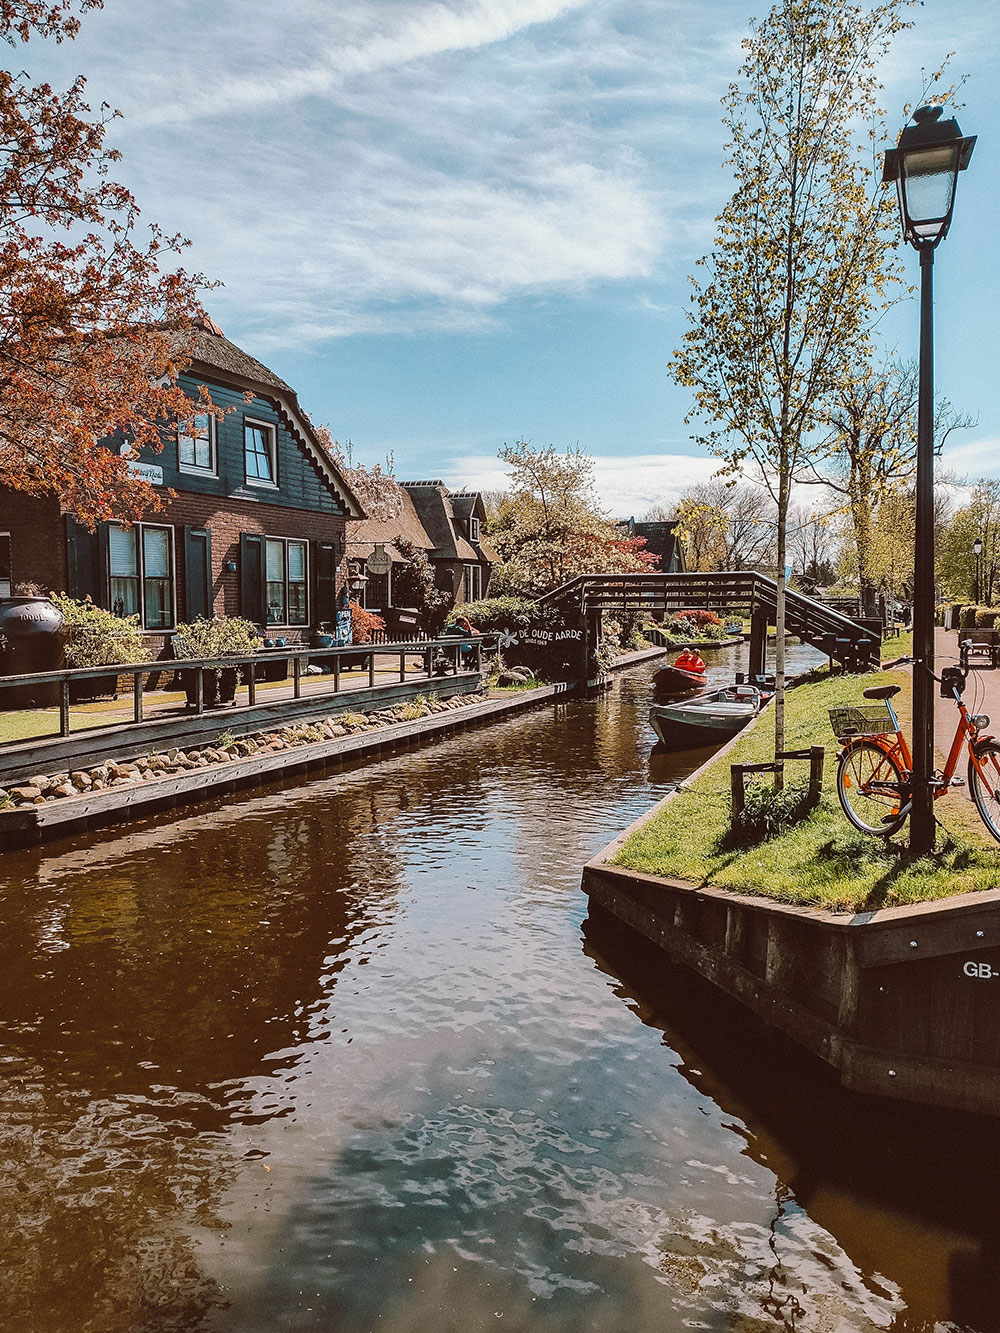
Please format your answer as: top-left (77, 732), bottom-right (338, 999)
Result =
top-left (172, 616), bottom-right (261, 660)
top-left (674, 608), bottom-right (723, 629)
top-left (50, 593), bottom-right (147, 668)
top-left (349, 600), bottom-right (385, 644)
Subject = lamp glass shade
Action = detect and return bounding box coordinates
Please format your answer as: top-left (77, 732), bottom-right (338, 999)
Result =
top-left (974, 538), bottom-right (984, 556)
top-left (899, 142), bottom-right (962, 242)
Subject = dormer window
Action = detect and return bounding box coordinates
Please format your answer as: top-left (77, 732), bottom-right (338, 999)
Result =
top-left (245, 419), bottom-right (278, 487)
top-left (178, 413), bottom-right (216, 474)
top-left (470, 516), bottom-right (481, 542)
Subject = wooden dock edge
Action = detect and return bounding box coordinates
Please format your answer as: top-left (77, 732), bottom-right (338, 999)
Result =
top-left (582, 703), bottom-right (1000, 1117)
top-left (1, 681), bottom-right (576, 850)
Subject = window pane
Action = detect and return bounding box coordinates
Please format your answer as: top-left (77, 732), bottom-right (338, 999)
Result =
top-left (266, 583), bottom-right (286, 623)
top-left (111, 577), bottom-right (139, 619)
top-left (287, 541), bottom-right (306, 580)
top-left (144, 579), bottom-right (173, 629)
top-left (245, 423), bottom-right (274, 481)
top-left (265, 539), bottom-right (284, 581)
top-left (143, 527), bottom-right (170, 578)
top-left (288, 582), bottom-right (307, 625)
top-left (109, 526), bottom-right (137, 576)
top-left (0, 533), bottom-right (11, 583)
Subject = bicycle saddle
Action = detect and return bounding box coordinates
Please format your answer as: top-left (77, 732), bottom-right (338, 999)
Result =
top-left (863, 684), bottom-right (900, 700)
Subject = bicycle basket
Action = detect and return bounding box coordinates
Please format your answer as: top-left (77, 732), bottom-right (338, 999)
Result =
top-left (828, 704), bottom-right (894, 738)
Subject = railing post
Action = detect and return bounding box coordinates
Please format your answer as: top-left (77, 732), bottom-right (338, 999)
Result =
top-left (133, 671), bottom-right (143, 723)
top-left (368, 651), bottom-right (376, 688)
top-left (60, 680), bottom-right (70, 737)
top-left (425, 647), bottom-right (432, 678)
top-left (333, 654), bottom-right (341, 692)
top-left (293, 655), bottom-right (302, 698)
top-left (399, 650), bottom-right (406, 683)
top-left (195, 667), bottom-right (204, 714)
top-left (247, 660), bottom-right (256, 706)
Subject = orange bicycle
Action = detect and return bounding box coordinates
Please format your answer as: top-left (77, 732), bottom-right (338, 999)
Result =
top-left (829, 659), bottom-right (1000, 842)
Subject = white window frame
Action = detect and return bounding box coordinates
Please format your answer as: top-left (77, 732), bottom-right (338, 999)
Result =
top-left (464, 563), bottom-right (482, 602)
top-left (109, 523), bottom-right (176, 630)
top-left (469, 516), bottom-right (481, 542)
top-left (264, 536), bottom-right (309, 627)
top-left (178, 412), bottom-right (217, 475)
top-left (244, 417), bottom-right (278, 489)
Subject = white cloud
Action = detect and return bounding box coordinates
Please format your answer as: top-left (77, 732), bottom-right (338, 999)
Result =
top-left (939, 436), bottom-right (1000, 481)
top-left (437, 450), bottom-right (724, 516)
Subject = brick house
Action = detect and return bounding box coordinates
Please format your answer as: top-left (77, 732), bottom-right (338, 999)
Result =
top-left (347, 480), bottom-right (497, 619)
top-left (0, 321), bottom-right (364, 653)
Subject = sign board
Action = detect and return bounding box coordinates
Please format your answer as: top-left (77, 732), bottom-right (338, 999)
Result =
top-left (366, 545), bottom-right (392, 575)
top-left (127, 461), bottom-right (163, 486)
top-left (333, 608), bottom-right (353, 647)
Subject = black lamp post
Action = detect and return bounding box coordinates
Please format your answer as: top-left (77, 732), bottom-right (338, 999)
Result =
top-left (882, 105), bottom-right (975, 854)
top-left (974, 536), bottom-right (984, 605)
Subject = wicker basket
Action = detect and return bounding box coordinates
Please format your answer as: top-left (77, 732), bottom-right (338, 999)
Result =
top-left (828, 704), bottom-right (894, 738)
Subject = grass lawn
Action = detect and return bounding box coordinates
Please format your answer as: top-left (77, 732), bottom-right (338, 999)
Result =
top-left (612, 662), bottom-right (1000, 913)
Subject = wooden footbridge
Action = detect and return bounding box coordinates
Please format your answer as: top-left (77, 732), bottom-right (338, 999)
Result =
top-left (537, 572), bottom-right (881, 676)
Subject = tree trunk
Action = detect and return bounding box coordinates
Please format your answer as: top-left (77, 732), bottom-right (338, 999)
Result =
top-left (774, 474), bottom-right (788, 790)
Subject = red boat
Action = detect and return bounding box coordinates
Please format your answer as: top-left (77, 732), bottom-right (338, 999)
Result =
top-left (652, 653), bottom-right (707, 697)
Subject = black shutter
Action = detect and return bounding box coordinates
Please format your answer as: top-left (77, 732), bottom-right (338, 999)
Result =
top-left (315, 542), bottom-right (337, 628)
top-left (65, 516), bottom-right (110, 605)
top-left (184, 527), bottom-right (213, 621)
top-left (240, 532), bottom-right (266, 626)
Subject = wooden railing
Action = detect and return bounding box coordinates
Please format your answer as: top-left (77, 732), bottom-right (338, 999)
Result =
top-left (0, 634), bottom-right (499, 742)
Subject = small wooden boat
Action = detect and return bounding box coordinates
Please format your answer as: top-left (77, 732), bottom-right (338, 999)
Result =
top-left (650, 684), bottom-right (768, 750)
top-left (652, 662), bottom-right (707, 696)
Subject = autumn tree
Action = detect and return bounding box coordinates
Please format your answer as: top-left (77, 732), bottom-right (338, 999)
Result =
top-left (487, 440), bottom-right (657, 595)
top-left (312, 428), bottom-right (399, 522)
top-left (0, 0), bottom-right (213, 525)
top-left (670, 0), bottom-right (908, 762)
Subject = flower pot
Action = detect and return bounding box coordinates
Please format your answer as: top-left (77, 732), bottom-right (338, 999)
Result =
top-left (181, 666), bottom-right (239, 708)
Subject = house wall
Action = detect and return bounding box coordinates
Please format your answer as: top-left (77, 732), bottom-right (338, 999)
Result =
top-left (0, 492), bottom-right (67, 593)
top-left (143, 375), bottom-right (347, 517)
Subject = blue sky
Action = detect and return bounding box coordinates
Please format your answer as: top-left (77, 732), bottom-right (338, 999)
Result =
top-left (26, 0), bottom-right (1000, 513)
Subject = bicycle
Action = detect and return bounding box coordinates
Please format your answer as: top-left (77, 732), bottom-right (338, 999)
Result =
top-left (828, 658), bottom-right (1000, 842)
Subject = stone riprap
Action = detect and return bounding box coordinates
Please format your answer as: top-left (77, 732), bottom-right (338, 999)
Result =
top-left (0, 693), bottom-right (482, 809)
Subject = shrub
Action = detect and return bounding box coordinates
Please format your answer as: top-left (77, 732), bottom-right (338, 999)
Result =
top-left (453, 596), bottom-right (556, 634)
top-left (172, 616), bottom-right (261, 659)
top-left (726, 782), bottom-right (814, 847)
top-left (349, 600), bottom-right (386, 644)
top-left (49, 593), bottom-right (147, 668)
top-left (675, 608), bottom-right (723, 629)
top-left (975, 607), bottom-right (1000, 629)
top-left (960, 605), bottom-right (981, 629)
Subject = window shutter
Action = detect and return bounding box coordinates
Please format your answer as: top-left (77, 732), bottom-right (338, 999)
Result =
top-left (184, 527), bottom-right (213, 621)
top-left (315, 542), bottom-right (338, 626)
top-left (64, 517), bottom-right (110, 605)
top-left (240, 532), bottom-right (266, 625)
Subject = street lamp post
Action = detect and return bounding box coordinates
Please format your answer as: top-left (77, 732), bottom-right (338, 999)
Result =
top-left (883, 105), bottom-right (976, 854)
top-left (974, 536), bottom-right (984, 605)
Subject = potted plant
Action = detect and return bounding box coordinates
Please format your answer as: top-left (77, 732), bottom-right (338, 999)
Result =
top-left (48, 593), bottom-right (146, 701)
top-left (171, 615), bottom-right (260, 708)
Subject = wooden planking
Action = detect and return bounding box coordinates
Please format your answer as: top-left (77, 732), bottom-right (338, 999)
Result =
top-left (0, 675), bottom-right (483, 785)
top-left (1, 681), bottom-right (577, 848)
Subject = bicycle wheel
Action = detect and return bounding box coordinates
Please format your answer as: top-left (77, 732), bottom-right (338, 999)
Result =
top-left (968, 739), bottom-right (1000, 844)
top-left (836, 740), bottom-right (908, 837)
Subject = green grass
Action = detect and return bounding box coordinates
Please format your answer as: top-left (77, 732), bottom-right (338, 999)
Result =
top-left (612, 667), bottom-right (1000, 913)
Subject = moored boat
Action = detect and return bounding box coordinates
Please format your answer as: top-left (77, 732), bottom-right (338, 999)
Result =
top-left (650, 683), bottom-right (768, 750)
top-left (651, 662), bottom-right (708, 696)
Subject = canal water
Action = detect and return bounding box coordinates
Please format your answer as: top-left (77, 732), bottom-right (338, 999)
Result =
top-left (2, 644), bottom-right (998, 1332)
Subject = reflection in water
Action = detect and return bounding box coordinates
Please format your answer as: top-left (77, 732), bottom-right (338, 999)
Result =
top-left (1, 645), bottom-right (996, 1331)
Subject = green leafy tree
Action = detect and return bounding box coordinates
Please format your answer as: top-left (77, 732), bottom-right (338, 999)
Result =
top-left (488, 440), bottom-right (657, 595)
top-left (937, 480), bottom-right (1000, 604)
top-left (670, 0), bottom-right (908, 765)
top-left (816, 357), bottom-right (973, 613)
top-left (392, 538), bottom-right (450, 632)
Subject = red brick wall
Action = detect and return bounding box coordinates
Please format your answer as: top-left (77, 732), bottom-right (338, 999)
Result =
top-left (0, 492), bottom-right (66, 593)
top-left (161, 491), bottom-right (347, 635)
